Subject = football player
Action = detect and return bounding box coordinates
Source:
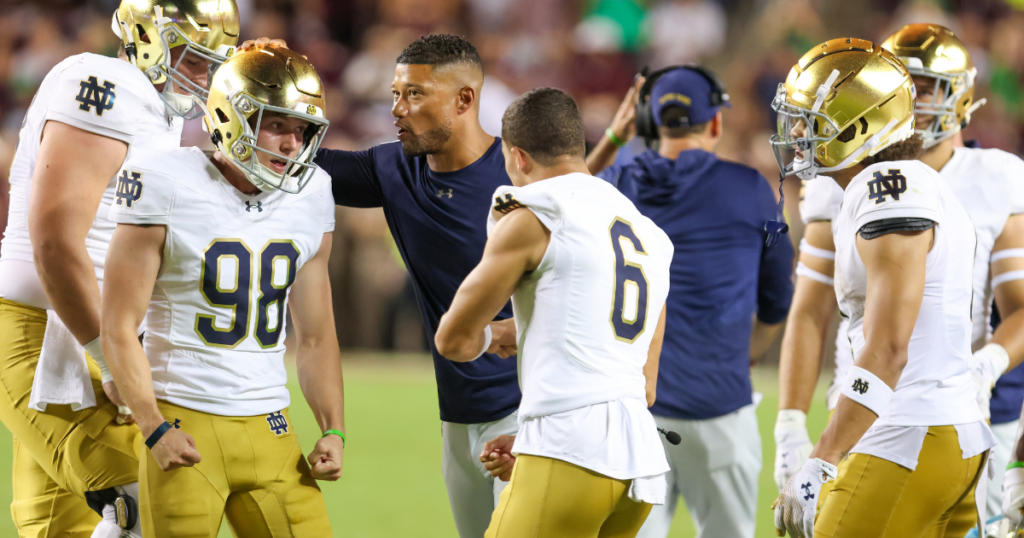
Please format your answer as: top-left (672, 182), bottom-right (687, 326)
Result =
top-left (774, 25), bottom-right (1024, 525)
top-left (101, 46), bottom-right (341, 537)
top-left (435, 87), bottom-right (673, 538)
top-left (0, 1), bottom-right (237, 536)
top-left (771, 38), bottom-right (993, 537)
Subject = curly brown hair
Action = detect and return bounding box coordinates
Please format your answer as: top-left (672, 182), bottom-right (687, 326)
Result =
top-left (859, 133), bottom-right (924, 167)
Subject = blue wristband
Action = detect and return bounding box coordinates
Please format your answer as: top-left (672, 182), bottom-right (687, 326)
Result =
top-left (145, 421), bottom-right (172, 449)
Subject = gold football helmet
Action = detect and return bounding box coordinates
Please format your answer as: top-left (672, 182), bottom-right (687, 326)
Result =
top-left (202, 47), bottom-right (329, 193)
top-left (882, 23), bottom-right (983, 149)
top-left (771, 38), bottom-right (917, 180)
top-left (112, 0), bottom-right (240, 119)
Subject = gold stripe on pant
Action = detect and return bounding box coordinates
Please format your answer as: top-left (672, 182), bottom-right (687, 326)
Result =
top-left (485, 454), bottom-right (652, 538)
top-left (814, 425), bottom-right (984, 538)
top-left (0, 298), bottom-right (139, 537)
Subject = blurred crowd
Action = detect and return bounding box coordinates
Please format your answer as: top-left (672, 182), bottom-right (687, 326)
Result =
top-left (1, 0), bottom-right (1024, 352)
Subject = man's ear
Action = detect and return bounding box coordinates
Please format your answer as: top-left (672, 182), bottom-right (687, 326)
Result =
top-left (710, 111), bottom-right (724, 139)
top-left (512, 147), bottom-right (532, 175)
top-left (457, 86), bottom-right (476, 114)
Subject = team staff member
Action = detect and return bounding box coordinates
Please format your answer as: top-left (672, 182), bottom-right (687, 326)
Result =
top-left (102, 47), bottom-right (341, 537)
top-left (239, 34), bottom-right (519, 537)
top-left (772, 38), bottom-right (993, 537)
top-left (774, 26), bottom-right (1024, 525)
top-left (0, 1), bottom-right (238, 535)
top-left (436, 87), bottom-right (673, 538)
top-left (589, 67), bottom-right (794, 538)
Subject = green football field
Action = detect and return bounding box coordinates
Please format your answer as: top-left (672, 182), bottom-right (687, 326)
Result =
top-left (0, 356), bottom-right (832, 537)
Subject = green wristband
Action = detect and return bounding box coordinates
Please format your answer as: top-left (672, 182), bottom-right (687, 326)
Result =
top-left (605, 128), bottom-right (627, 148)
top-left (1007, 461), bottom-right (1024, 470)
top-left (323, 429), bottom-right (346, 448)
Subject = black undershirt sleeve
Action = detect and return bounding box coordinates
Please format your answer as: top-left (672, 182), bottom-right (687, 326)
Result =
top-left (858, 217), bottom-right (935, 240)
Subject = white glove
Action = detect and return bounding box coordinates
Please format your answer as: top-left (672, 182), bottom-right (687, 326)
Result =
top-left (1003, 466), bottom-right (1024, 527)
top-left (971, 343), bottom-right (1010, 421)
top-left (775, 410), bottom-right (814, 491)
top-left (773, 458), bottom-right (837, 538)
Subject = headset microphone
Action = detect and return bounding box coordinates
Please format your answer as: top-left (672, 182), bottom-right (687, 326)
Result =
top-left (657, 428), bottom-right (681, 445)
top-left (765, 170), bottom-right (790, 247)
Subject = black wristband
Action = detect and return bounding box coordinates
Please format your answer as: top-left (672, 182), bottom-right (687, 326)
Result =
top-left (145, 421), bottom-right (172, 449)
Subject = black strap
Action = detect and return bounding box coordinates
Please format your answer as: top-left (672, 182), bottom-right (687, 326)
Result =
top-left (858, 217), bottom-right (935, 240)
top-left (145, 421), bottom-right (172, 449)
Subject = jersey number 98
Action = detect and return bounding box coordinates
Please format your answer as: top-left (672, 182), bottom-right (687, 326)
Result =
top-left (609, 218), bottom-right (649, 343)
top-left (196, 239), bottom-right (300, 348)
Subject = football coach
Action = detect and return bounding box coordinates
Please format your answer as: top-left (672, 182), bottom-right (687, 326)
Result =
top-left (589, 66), bottom-right (795, 538)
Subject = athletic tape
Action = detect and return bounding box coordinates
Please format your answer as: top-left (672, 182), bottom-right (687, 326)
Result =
top-left (796, 262), bottom-right (834, 286)
top-left (799, 239), bottom-right (835, 260)
top-left (991, 249), bottom-right (1024, 263)
top-left (993, 270), bottom-right (1024, 288)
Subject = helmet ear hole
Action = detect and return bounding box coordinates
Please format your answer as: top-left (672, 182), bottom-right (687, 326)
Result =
top-left (136, 25), bottom-right (150, 44)
top-left (215, 108), bottom-right (229, 124)
top-left (837, 124), bottom-right (857, 143)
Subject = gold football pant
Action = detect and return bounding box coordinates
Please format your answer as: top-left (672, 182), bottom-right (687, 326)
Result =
top-left (814, 425), bottom-right (985, 538)
top-left (485, 455), bottom-right (652, 538)
top-left (141, 401), bottom-right (332, 537)
top-left (0, 299), bottom-right (139, 537)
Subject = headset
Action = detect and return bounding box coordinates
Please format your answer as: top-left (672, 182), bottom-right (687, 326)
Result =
top-left (634, 64), bottom-right (730, 146)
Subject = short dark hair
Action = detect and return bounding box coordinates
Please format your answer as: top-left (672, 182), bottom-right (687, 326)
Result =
top-left (397, 34), bottom-right (482, 70)
top-left (658, 107), bottom-right (710, 138)
top-left (502, 88), bottom-right (586, 166)
top-left (859, 133), bottom-right (924, 167)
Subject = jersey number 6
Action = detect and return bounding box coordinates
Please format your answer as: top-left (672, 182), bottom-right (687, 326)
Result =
top-left (196, 239), bottom-right (300, 349)
top-left (609, 218), bottom-right (649, 343)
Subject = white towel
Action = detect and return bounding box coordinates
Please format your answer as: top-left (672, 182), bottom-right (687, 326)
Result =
top-left (28, 310), bottom-right (97, 412)
top-left (628, 472), bottom-right (667, 505)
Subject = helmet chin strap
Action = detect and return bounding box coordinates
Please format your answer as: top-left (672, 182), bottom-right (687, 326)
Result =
top-left (765, 69), bottom-right (841, 247)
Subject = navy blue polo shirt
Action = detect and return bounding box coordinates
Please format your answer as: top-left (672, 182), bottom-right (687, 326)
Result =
top-left (599, 149), bottom-right (794, 420)
top-left (315, 139), bottom-right (521, 424)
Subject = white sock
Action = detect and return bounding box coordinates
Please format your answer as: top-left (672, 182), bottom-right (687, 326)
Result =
top-left (90, 508), bottom-right (122, 538)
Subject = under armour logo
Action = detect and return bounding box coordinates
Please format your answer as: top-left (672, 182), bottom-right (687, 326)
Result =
top-left (493, 192), bottom-right (524, 214)
top-left (172, 418), bottom-right (181, 429)
top-left (266, 411), bottom-right (288, 435)
top-left (437, 188), bottom-right (453, 199)
top-left (851, 378), bottom-right (869, 394)
top-left (801, 482), bottom-right (814, 501)
top-left (866, 169), bottom-right (907, 204)
top-left (245, 201), bottom-right (263, 212)
top-left (75, 76), bottom-right (116, 116)
top-left (115, 170), bottom-right (143, 208)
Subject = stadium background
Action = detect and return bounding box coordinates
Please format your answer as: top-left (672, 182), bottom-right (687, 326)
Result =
top-left (0, 0), bottom-right (1023, 535)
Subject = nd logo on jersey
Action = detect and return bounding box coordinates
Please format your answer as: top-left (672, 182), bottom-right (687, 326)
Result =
top-left (116, 170), bottom-right (144, 209)
top-left (75, 76), bottom-right (116, 116)
top-left (866, 169), bottom-right (907, 204)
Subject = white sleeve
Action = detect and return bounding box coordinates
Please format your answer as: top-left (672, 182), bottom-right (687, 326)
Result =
top-left (107, 159), bottom-right (175, 226)
top-left (849, 164), bottom-right (942, 232)
top-left (1002, 152), bottom-right (1024, 215)
top-left (487, 184), bottom-right (561, 236)
top-left (321, 173), bottom-right (336, 234)
top-left (43, 59), bottom-right (146, 145)
top-left (799, 176), bottom-right (842, 224)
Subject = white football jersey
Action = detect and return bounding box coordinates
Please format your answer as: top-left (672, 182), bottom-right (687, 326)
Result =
top-left (487, 173), bottom-right (673, 480)
top-left (486, 173), bottom-right (674, 419)
top-left (834, 160), bottom-right (980, 427)
top-left (814, 148), bottom-right (1024, 410)
top-left (0, 53), bottom-right (182, 309)
top-left (109, 147), bottom-right (335, 416)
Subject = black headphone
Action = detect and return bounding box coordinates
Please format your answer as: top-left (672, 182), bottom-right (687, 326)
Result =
top-left (635, 64), bottom-right (730, 147)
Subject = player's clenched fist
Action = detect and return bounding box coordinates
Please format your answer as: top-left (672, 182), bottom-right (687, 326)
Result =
top-left (150, 428), bottom-right (202, 471)
top-left (308, 434), bottom-right (344, 481)
top-left (480, 434), bottom-right (517, 482)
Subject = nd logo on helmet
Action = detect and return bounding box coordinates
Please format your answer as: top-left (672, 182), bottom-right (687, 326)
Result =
top-left (306, 104), bottom-right (316, 116)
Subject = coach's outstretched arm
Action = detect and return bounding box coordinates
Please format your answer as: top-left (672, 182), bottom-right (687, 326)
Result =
top-left (289, 232), bottom-right (346, 481)
top-left (435, 208), bottom-right (548, 362)
top-left (101, 223), bottom-right (202, 471)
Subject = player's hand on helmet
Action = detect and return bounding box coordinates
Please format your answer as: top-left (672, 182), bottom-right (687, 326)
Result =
top-left (772, 458), bottom-right (836, 538)
top-left (774, 410), bottom-right (813, 491)
top-left (487, 319), bottom-right (518, 359)
top-left (101, 381), bottom-right (135, 425)
top-left (1003, 465), bottom-right (1024, 527)
top-left (480, 434), bottom-right (517, 482)
top-left (237, 37), bottom-right (292, 53)
top-left (150, 428), bottom-right (201, 471)
top-left (606, 75), bottom-right (646, 144)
